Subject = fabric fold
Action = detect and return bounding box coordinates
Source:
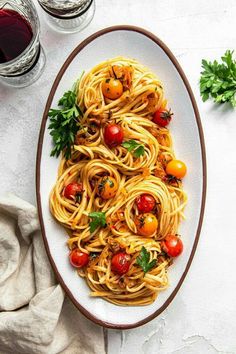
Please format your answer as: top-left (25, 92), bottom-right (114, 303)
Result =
top-left (0, 194), bottom-right (105, 354)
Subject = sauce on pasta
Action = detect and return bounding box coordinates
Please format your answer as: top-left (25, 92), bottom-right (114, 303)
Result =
top-left (49, 57), bottom-right (187, 306)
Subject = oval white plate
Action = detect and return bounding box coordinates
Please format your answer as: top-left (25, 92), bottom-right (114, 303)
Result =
top-left (36, 26), bottom-right (206, 329)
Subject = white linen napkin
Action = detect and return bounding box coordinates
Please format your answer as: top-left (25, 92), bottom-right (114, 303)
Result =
top-left (0, 194), bottom-right (105, 354)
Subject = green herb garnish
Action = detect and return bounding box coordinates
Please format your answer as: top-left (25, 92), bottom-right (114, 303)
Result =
top-left (136, 246), bottom-right (156, 274)
top-left (98, 177), bottom-right (114, 195)
top-left (75, 192), bottom-right (83, 204)
top-left (200, 50), bottom-right (236, 107)
top-left (48, 74), bottom-right (84, 159)
top-left (122, 139), bottom-right (145, 158)
top-left (90, 252), bottom-right (98, 259)
top-left (109, 180), bottom-right (114, 187)
top-left (48, 90), bottom-right (82, 159)
top-left (89, 212), bottom-right (107, 233)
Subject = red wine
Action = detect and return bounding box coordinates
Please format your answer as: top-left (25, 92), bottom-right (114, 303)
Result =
top-left (0, 9), bottom-right (33, 64)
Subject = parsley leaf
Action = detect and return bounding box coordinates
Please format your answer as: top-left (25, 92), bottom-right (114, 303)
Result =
top-left (136, 246), bottom-right (157, 274)
top-left (89, 212), bottom-right (107, 233)
top-left (133, 145), bottom-right (145, 158)
top-left (48, 76), bottom-right (84, 159)
top-left (122, 139), bottom-right (145, 158)
top-left (200, 50), bottom-right (236, 107)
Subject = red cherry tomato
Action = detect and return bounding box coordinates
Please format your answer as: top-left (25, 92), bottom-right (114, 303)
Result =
top-left (104, 124), bottom-right (124, 147)
top-left (69, 249), bottom-right (89, 268)
top-left (161, 235), bottom-right (183, 257)
top-left (64, 182), bottom-right (83, 200)
top-left (153, 108), bottom-right (173, 127)
top-left (136, 194), bottom-right (156, 213)
top-left (111, 252), bottom-right (131, 275)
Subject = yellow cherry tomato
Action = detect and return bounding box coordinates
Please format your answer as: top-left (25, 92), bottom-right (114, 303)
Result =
top-left (166, 159), bottom-right (187, 179)
top-left (135, 213), bottom-right (158, 237)
top-left (102, 78), bottom-right (123, 100)
top-left (97, 176), bottom-right (118, 199)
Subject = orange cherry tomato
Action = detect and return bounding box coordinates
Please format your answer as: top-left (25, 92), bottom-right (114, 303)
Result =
top-left (161, 235), bottom-right (183, 257)
top-left (135, 213), bottom-right (158, 237)
top-left (166, 159), bottom-right (187, 179)
top-left (102, 78), bottom-right (123, 100)
top-left (97, 176), bottom-right (118, 199)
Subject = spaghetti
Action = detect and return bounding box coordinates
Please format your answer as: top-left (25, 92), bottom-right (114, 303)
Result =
top-left (49, 57), bottom-right (187, 306)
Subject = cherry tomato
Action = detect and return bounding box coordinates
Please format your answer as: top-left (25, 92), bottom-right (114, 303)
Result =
top-left (136, 194), bottom-right (156, 213)
top-left (64, 182), bottom-right (83, 200)
top-left (153, 108), bottom-right (173, 127)
top-left (102, 78), bottom-right (123, 100)
top-left (161, 235), bottom-right (183, 257)
top-left (97, 176), bottom-right (118, 199)
top-left (69, 249), bottom-right (89, 268)
top-left (166, 159), bottom-right (187, 179)
top-left (135, 213), bottom-right (158, 237)
top-left (111, 252), bottom-right (131, 275)
top-left (104, 124), bottom-right (124, 147)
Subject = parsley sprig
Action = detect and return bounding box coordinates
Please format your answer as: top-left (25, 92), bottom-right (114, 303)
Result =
top-left (48, 79), bottom-right (83, 159)
top-left (136, 246), bottom-right (156, 274)
top-left (122, 139), bottom-right (145, 158)
top-left (200, 50), bottom-right (236, 107)
top-left (89, 212), bottom-right (107, 233)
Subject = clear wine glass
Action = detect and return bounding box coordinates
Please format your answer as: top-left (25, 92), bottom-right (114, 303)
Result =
top-left (0, 0), bottom-right (46, 88)
top-left (37, 0), bottom-right (95, 34)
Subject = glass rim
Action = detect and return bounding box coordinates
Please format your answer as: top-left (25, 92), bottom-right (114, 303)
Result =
top-left (38, 0), bottom-right (94, 20)
top-left (0, 0), bottom-right (40, 68)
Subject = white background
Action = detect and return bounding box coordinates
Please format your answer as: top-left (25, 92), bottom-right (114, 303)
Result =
top-left (1, 0), bottom-right (236, 353)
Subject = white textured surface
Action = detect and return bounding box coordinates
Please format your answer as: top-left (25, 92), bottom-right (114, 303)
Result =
top-left (0, 0), bottom-right (236, 353)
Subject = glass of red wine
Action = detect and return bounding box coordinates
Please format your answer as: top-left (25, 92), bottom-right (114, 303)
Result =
top-left (0, 0), bottom-right (45, 87)
top-left (37, 0), bottom-right (95, 33)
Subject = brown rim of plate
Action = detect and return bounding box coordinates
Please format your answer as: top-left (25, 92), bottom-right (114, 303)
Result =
top-left (36, 25), bottom-right (207, 330)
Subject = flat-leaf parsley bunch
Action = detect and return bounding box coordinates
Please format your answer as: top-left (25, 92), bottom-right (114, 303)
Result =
top-left (48, 76), bottom-right (83, 159)
top-left (200, 50), bottom-right (236, 107)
